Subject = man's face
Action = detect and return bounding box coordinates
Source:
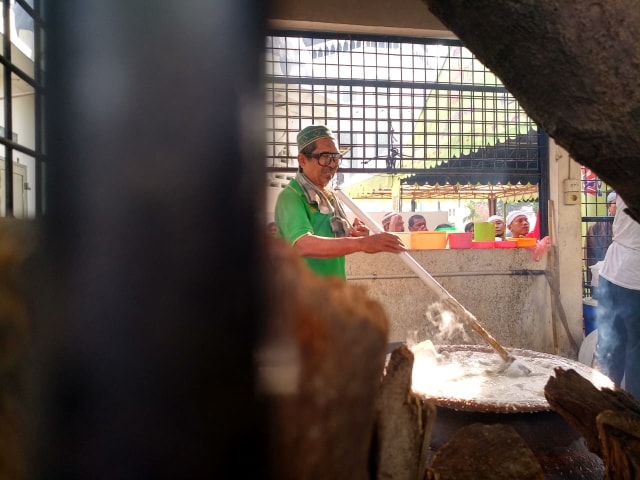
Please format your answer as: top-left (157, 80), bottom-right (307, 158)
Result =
top-left (508, 215), bottom-right (530, 237)
top-left (298, 137), bottom-right (341, 188)
top-left (409, 217), bottom-right (427, 231)
top-left (608, 201), bottom-right (617, 216)
top-left (492, 219), bottom-right (505, 236)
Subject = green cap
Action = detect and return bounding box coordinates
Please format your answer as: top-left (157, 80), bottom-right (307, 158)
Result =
top-left (297, 125), bottom-right (335, 151)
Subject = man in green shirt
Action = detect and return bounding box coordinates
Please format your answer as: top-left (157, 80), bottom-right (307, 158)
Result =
top-left (275, 125), bottom-right (405, 279)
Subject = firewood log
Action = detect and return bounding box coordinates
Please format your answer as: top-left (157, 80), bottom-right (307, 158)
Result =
top-left (425, 423), bottom-right (545, 480)
top-left (261, 240), bottom-right (389, 480)
top-left (597, 410), bottom-right (640, 480)
top-left (374, 344), bottom-right (436, 480)
top-left (544, 367), bottom-right (640, 456)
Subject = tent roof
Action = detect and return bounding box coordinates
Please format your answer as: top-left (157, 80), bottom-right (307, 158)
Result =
top-left (342, 127), bottom-right (542, 201)
top-left (344, 175), bottom-right (538, 201)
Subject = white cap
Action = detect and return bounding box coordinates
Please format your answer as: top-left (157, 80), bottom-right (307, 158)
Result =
top-left (487, 215), bottom-right (503, 223)
top-left (506, 210), bottom-right (528, 227)
top-left (381, 212), bottom-right (396, 226)
top-left (607, 192), bottom-right (617, 204)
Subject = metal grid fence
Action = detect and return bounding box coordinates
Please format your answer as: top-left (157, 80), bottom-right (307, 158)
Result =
top-left (581, 168), bottom-right (616, 297)
top-left (265, 31), bottom-right (541, 178)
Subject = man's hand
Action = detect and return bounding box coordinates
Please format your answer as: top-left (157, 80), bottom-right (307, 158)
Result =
top-left (350, 218), bottom-right (370, 237)
top-left (361, 232), bottom-right (407, 254)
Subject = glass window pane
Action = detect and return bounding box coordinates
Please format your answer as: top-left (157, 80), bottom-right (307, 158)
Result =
top-left (13, 151), bottom-right (34, 218)
top-left (0, 145), bottom-right (7, 216)
top-left (0, 149), bottom-right (35, 218)
top-left (0, 64), bottom-right (4, 137)
top-left (11, 1), bottom-right (35, 75)
top-left (12, 71), bottom-right (35, 150)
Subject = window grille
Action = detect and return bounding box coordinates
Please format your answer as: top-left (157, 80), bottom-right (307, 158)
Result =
top-left (0, 0), bottom-right (44, 218)
top-left (265, 31), bottom-right (543, 182)
top-left (581, 168), bottom-right (615, 297)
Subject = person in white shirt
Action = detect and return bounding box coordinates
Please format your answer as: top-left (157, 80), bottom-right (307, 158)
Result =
top-left (595, 193), bottom-right (640, 399)
top-left (584, 191), bottom-right (616, 285)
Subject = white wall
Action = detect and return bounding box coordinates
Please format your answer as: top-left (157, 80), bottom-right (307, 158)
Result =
top-left (548, 140), bottom-right (585, 351)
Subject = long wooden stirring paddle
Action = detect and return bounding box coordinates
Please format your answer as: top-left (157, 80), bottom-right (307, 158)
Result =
top-left (335, 188), bottom-right (531, 376)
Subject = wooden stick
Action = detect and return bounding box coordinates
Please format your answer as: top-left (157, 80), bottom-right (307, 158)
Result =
top-left (548, 199), bottom-right (559, 354)
top-left (546, 199), bottom-right (580, 354)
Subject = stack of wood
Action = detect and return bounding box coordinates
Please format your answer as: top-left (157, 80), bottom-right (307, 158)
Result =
top-left (545, 368), bottom-right (640, 479)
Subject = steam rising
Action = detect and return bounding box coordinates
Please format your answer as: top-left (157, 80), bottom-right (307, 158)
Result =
top-left (424, 301), bottom-right (471, 344)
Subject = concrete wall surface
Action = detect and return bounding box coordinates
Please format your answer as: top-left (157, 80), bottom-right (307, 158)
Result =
top-left (347, 248), bottom-right (579, 357)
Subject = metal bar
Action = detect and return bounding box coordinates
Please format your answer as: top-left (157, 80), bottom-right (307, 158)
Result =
top-left (347, 270), bottom-right (546, 281)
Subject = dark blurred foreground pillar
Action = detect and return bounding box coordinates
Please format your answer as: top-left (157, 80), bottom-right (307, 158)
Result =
top-left (37, 2), bottom-right (268, 478)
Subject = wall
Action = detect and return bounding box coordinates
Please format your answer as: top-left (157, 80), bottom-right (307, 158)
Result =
top-left (548, 140), bottom-right (585, 347)
top-left (347, 248), bottom-right (559, 353)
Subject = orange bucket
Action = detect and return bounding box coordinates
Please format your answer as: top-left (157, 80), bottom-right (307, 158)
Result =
top-left (508, 237), bottom-right (537, 247)
top-left (411, 231), bottom-right (448, 250)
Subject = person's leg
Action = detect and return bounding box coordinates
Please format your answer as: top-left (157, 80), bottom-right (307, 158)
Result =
top-left (621, 286), bottom-right (640, 399)
top-left (595, 277), bottom-right (626, 386)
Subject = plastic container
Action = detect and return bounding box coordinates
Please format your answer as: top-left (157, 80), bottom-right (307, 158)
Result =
top-left (411, 231), bottom-right (447, 250)
top-left (393, 232), bottom-right (411, 248)
top-left (474, 222), bottom-right (495, 241)
top-left (435, 226), bottom-right (457, 232)
top-left (494, 240), bottom-right (517, 248)
top-left (508, 237), bottom-right (537, 247)
top-left (448, 232), bottom-right (473, 249)
top-left (471, 240), bottom-right (495, 249)
top-left (583, 297), bottom-right (598, 335)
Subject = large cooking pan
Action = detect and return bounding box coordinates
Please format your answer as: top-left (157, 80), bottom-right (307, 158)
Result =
top-left (414, 344), bottom-right (613, 480)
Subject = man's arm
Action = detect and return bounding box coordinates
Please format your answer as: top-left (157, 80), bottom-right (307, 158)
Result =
top-left (294, 232), bottom-right (405, 258)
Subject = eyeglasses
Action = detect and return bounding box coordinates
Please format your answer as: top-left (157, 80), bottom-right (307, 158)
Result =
top-left (306, 152), bottom-right (343, 167)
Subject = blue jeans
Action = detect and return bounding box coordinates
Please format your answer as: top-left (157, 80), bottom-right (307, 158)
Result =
top-left (595, 277), bottom-right (640, 400)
